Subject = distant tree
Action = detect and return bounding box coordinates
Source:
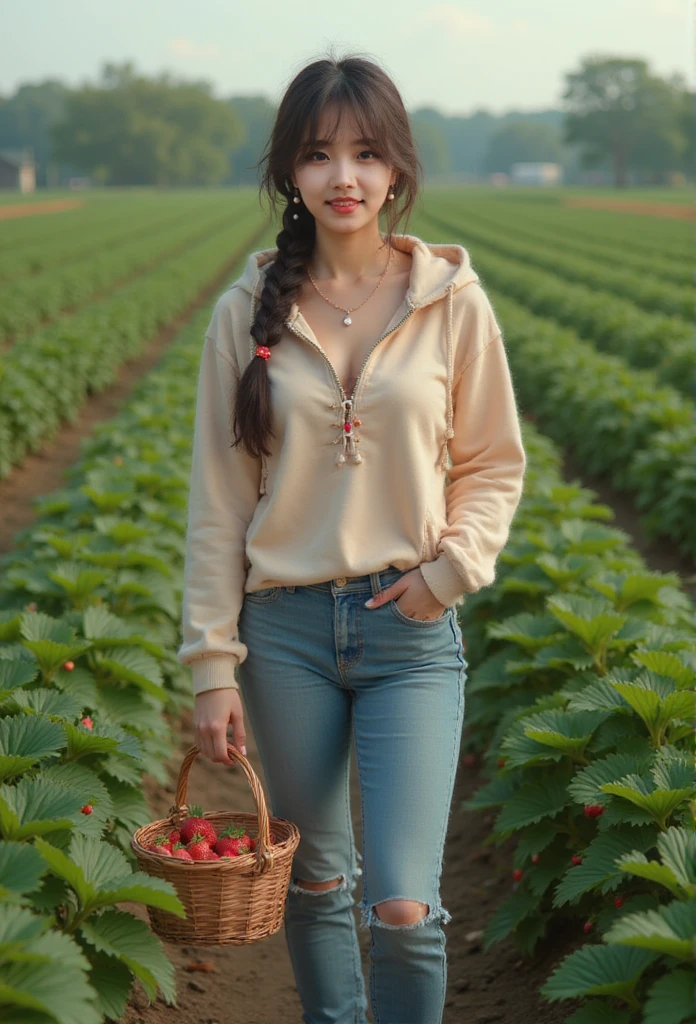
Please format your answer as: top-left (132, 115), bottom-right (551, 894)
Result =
top-left (52, 63), bottom-right (245, 186)
top-left (562, 56), bottom-right (689, 187)
top-left (0, 81), bottom-right (70, 184)
top-left (410, 110), bottom-right (451, 177)
top-left (447, 109), bottom-right (498, 178)
top-left (483, 120), bottom-right (564, 174)
top-left (226, 95), bottom-right (275, 185)
top-left (674, 83), bottom-right (695, 180)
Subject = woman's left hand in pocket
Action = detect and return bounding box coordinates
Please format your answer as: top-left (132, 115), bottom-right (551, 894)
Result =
top-left (364, 566), bottom-right (447, 621)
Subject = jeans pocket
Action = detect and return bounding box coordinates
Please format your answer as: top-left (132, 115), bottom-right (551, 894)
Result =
top-left (244, 585), bottom-right (283, 604)
top-left (388, 599), bottom-right (451, 627)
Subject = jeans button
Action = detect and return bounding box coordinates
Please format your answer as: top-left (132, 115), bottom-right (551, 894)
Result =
top-left (335, 576), bottom-right (347, 586)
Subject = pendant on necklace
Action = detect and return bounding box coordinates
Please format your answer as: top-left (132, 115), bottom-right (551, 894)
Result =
top-left (343, 315), bottom-right (352, 326)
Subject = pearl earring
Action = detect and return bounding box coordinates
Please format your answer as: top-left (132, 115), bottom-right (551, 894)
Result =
top-left (387, 184), bottom-right (395, 200)
top-left (292, 186), bottom-right (301, 219)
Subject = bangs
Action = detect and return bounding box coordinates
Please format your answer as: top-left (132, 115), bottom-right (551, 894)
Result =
top-left (296, 94), bottom-right (390, 160)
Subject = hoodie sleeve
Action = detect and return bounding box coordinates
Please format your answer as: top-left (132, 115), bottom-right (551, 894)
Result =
top-left (176, 300), bottom-right (262, 696)
top-left (418, 304), bottom-right (526, 609)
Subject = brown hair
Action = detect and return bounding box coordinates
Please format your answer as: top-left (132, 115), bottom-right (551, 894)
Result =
top-left (232, 49), bottom-right (424, 459)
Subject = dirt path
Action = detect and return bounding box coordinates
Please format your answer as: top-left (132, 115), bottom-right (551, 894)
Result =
top-left (558, 445), bottom-right (696, 600)
top-left (0, 198), bottom-right (85, 220)
top-left (119, 702), bottom-right (577, 1024)
top-left (563, 197), bottom-right (695, 220)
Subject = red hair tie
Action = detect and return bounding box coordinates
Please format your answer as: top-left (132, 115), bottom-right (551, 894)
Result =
top-left (255, 345), bottom-right (271, 360)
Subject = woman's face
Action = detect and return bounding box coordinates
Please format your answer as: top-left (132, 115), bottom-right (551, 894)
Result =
top-left (290, 108), bottom-right (396, 235)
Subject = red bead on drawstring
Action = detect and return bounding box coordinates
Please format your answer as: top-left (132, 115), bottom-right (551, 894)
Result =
top-left (255, 345), bottom-right (271, 360)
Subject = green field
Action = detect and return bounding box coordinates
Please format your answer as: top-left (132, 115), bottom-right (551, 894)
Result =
top-left (0, 186), bottom-right (693, 1024)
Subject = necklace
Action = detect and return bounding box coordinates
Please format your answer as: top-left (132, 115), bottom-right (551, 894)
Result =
top-left (305, 243), bottom-right (393, 326)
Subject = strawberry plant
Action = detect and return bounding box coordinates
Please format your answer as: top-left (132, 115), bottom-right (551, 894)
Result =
top-left (0, 217), bottom-right (279, 1020)
top-left (443, 420), bottom-right (696, 1022)
top-left (542, 826), bottom-right (696, 1018)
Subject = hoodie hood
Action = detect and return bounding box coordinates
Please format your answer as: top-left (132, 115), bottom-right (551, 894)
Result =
top-left (235, 233), bottom-right (481, 485)
top-left (235, 233), bottom-right (479, 311)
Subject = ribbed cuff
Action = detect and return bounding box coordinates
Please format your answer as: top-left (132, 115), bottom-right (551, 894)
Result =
top-left (418, 554), bottom-right (468, 608)
top-left (191, 656), bottom-right (240, 696)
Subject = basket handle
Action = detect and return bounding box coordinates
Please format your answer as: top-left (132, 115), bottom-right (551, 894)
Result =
top-left (167, 744), bottom-right (275, 873)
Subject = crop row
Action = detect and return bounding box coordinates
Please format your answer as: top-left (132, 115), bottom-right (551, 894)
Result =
top-left (496, 289), bottom-right (696, 558)
top-left (437, 197), bottom-right (692, 318)
top-left (0, 196), bottom-right (201, 284)
top-left (0, 210), bottom-right (268, 479)
top-left (424, 189), bottom-right (691, 289)
top-left (458, 423), bottom-right (695, 1021)
top-left (423, 208), bottom-right (695, 393)
top-left (460, 189), bottom-right (691, 263)
top-left (0, 225), bottom-right (276, 1021)
top-left (0, 197), bottom-right (260, 344)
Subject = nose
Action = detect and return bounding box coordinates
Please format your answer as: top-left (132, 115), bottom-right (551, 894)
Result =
top-left (330, 160), bottom-right (357, 190)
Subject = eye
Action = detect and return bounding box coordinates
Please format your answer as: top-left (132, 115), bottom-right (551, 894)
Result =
top-left (306, 149), bottom-right (380, 161)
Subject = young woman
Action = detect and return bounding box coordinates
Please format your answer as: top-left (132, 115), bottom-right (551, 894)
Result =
top-left (178, 52), bottom-right (526, 1024)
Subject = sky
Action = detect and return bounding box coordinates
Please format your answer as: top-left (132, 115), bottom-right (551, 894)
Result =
top-left (1, 0), bottom-right (692, 116)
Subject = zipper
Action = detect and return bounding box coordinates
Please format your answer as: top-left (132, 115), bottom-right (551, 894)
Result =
top-left (284, 301), bottom-right (417, 465)
top-left (284, 300), bottom-right (417, 408)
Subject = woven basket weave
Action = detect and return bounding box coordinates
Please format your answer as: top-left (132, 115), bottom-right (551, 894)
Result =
top-left (131, 742), bottom-right (301, 945)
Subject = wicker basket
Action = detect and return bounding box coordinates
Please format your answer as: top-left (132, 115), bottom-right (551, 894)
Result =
top-left (131, 742), bottom-right (301, 945)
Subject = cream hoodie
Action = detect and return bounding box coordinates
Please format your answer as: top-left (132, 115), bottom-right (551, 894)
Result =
top-left (177, 233), bottom-right (526, 696)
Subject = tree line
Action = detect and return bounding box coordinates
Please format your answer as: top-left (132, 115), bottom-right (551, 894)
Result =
top-left (0, 57), bottom-right (691, 189)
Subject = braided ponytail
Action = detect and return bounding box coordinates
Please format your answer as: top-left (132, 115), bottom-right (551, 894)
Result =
top-left (232, 187), bottom-right (314, 459)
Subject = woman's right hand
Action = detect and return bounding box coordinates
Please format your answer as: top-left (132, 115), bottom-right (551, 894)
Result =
top-left (194, 688), bottom-right (247, 766)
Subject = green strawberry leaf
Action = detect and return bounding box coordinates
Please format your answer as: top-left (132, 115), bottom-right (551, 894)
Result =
top-left (79, 907), bottom-right (177, 1004)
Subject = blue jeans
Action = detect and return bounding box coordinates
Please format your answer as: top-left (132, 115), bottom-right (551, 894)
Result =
top-left (238, 565), bottom-right (468, 1024)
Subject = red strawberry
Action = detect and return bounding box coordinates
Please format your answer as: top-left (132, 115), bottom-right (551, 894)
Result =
top-left (80, 716), bottom-right (93, 730)
top-left (512, 868), bottom-right (523, 882)
top-left (169, 829), bottom-right (181, 846)
top-left (173, 847), bottom-right (193, 860)
top-left (572, 854), bottom-right (583, 866)
top-left (64, 661), bottom-right (75, 671)
top-left (583, 804), bottom-right (605, 818)
top-left (614, 896), bottom-right (625, 908)
top-left (497, 757), bottom-right (506, 769)
top-left (179, 804), bottom-right (217, 845)
top-left (147, 835), bottom-right (173, 855)
top-left (187, 832), bottom-right (219, 861)
top-left (213, 837), bottom-right (242, 856)
top-left (81, 804), bottom-right (93, 815)
top-left (583, 920), bottom-right (593, 934)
